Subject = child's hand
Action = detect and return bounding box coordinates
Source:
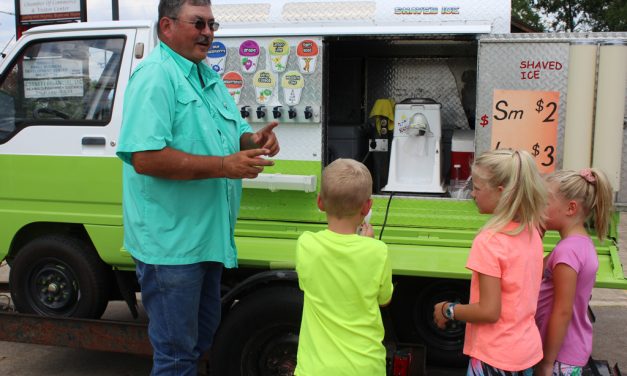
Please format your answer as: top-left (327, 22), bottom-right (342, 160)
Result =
top-left (535, 359), bottom-right (553, 376)
top-left (433, 301), bottom-right (448, 329)
top-left (358, 223), bottom-right (374, 238)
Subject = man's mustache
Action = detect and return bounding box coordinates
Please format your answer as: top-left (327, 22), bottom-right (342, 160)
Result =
top-left (197, 36), bottom-right (210, 44)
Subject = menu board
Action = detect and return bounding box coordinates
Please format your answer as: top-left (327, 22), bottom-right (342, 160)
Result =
top-left (489, 89), bottom-right (560, 174)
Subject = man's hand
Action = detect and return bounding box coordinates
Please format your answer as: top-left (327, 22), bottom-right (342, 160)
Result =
top-left (251, 122), bottom-right (280, 157)
top-left (223, 149), bottom-right (274, 179)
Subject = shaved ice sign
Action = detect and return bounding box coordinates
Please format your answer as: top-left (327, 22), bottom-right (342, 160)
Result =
top-left (207, 41), bottom-right (227, 75)
top-left (281, 71), bottom-right (304, 105)
top-left (223, 71), bottom-right (244, 104)
top-left (269, 38), bottom-right (290, 73)
top-left (253, 70), bottom-right (275, 104)
top-left (297, 40), bottom-right (319, 74)
top-left (239, 40), bottom-right (260, 73)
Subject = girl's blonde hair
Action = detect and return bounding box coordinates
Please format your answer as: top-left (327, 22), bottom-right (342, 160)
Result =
top-left (545, 168), bottom-right (614, 241)
top-left (472, 149), bottom-right (546, 235)
top-left (321, 158), bottom-right (372, 218)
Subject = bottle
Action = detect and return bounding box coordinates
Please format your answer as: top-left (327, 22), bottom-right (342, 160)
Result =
top-left (451, 164), bottom-right (462, 198)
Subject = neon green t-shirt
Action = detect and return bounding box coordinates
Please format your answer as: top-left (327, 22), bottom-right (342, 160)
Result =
top-left (295, 229), bottom-right (394, 376)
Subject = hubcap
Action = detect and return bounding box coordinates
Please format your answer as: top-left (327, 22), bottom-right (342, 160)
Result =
top-left (30, 263), bottom-right (78, 313)
top-left (242, 327), bottom-right (299, 376)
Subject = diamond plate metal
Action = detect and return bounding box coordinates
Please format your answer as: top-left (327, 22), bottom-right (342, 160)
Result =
top-left (214, 0), bottom-right (511, 34)
top-left (481, 32), bottom-right (627, 42)
top-left (367, 58), bottom-right (470, 130)
top-left (213, 36), bottom-right (323, 161)
top-left (477, 33), bottom-right (627, 207)
top-left (475, 40), bottom-right (570, 169)
top-left (213, 4), bottom-right (271, 23)
top-left (282, 1), bottom-right (376, 21)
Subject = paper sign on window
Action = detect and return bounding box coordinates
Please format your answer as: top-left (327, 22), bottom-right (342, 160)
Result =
top-left (24, 58), bottom-right (83, 79)
top-left (24, 78), bottom-right (84, 98)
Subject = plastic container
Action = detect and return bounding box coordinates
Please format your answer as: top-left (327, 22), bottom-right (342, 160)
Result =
top-left (451, 129), bottom-right (474, 181)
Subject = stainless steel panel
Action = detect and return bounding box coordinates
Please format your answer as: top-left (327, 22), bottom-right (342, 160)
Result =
top-left (366, 58), bottom-right (470, 130)
top-left (476, 40), bottom-right (570, 169)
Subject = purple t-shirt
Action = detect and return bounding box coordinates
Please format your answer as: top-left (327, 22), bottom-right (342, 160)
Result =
top-left (535, 235), bottom-right (599, 366)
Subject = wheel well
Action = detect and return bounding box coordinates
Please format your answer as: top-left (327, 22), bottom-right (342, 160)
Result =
top-left (8, 222), bottom-right (92, 262)
top-left (220, 268), bottom-right (299, 315)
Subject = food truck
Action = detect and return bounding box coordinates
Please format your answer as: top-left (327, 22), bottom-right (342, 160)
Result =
top-left (0, 0), bottom-right (625, 373)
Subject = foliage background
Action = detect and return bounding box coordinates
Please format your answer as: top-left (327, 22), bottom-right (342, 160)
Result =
top-left (512, 0), bottom-right (626, 32)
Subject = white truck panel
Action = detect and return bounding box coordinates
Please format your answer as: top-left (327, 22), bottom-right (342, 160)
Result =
top-left (213, 0), bottom-right (510, 35)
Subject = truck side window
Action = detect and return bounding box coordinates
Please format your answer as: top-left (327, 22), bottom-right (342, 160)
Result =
top-left (0, 37), bottom-right (125, 144)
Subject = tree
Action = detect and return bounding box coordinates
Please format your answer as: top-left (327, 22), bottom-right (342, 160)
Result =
top-left (534, 0), bottom-right (626, 32)
top-left (585, 0), bottom-right (626, 31)
top-left (512, 0), bottom-right (545, 31)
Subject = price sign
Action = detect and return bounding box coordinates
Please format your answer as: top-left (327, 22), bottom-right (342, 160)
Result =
top-left (490, 89), bottom-right (559, 174)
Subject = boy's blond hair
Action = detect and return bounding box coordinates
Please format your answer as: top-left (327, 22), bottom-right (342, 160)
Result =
top-left (321, 159), bottom-right (372, 218)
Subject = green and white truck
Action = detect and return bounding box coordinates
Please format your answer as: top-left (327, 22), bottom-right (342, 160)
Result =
top-left (0, 0), bottom-right (626, 374)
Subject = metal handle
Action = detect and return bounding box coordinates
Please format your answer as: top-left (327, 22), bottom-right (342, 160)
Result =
top-left (82, 137), bottom-right (106, 146)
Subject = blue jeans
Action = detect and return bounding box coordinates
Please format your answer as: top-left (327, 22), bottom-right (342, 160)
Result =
top-left (135, 259), bottom-right (223, 376)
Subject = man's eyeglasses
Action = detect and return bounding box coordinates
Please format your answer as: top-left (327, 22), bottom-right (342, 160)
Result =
top-left (171, 18), bottom-right (220, 32)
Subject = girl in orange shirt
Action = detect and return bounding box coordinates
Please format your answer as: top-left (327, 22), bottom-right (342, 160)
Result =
top-left (433, 149), bottom-right (547, 375)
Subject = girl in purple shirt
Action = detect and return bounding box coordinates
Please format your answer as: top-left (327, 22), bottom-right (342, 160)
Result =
top-left (535, 168), bottom-right (614, 376)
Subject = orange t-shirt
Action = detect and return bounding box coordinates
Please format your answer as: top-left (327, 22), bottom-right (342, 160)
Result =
top-left (463, 222), bottom-right (543, 371)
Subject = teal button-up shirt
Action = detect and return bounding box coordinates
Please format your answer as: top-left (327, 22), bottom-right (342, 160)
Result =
top-left (117, 42), bottom-right (252, 267)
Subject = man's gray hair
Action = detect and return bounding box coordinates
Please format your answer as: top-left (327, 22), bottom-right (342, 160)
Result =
top-left (157, 0), bottom-right (212, 33)
top-left (158, 0), bottom-right (212, 21)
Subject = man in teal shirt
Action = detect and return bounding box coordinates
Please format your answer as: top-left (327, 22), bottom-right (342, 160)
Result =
top-left (116, 1), bottom-right (279, 375)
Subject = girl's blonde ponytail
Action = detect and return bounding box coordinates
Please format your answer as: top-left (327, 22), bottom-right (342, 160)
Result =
top-left (473, 149), bottom-right (546, 235)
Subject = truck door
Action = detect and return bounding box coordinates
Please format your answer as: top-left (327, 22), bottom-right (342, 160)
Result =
top-left (0, 30), bottom-right (136, 226)
top-left (0, 28), bottom-right (138, 318)
top-left (0, 29), bottom-right (136, 265)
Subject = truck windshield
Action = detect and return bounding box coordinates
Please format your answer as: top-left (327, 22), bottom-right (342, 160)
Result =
top-left (0, 37), bottom-right (125, 143)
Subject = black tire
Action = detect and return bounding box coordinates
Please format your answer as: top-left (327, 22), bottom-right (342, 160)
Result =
top-left (210, 285), bottom-right (303, 376)
top-left (9, 235), bottom-right (111, 318)
top-left (392, 279), bottom-right (470, 367)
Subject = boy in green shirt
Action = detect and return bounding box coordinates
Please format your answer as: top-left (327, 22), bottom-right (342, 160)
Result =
top-left (295, 158), bottom-right (394, 376)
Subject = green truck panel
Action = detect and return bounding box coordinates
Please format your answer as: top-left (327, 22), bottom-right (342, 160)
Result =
top-left (1, 155), bottom-right (625, 289)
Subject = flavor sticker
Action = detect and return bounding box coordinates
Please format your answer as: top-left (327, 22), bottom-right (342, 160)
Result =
top-left (239, 40), bottom-right (260, 73)
top-left (207, 41), bottom-right (227, 75)
top-left (253, 70), bottom-right (276, 104)
top-left (222, 71), bottom-right (244, 104)
top-left (281, 71), bottom-right (305, 106)
top-left (297, 39), bottom-right (319, 74)
top-left (268, 38), bottom-right (290, 73)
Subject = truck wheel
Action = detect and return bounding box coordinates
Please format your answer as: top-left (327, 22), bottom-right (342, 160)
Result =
top-left (210, 285), bottom-right (303, 376)
top-left (9, 235), bottom-right (111, 319)
top-left (393, 279), bottom-right (469, 367)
